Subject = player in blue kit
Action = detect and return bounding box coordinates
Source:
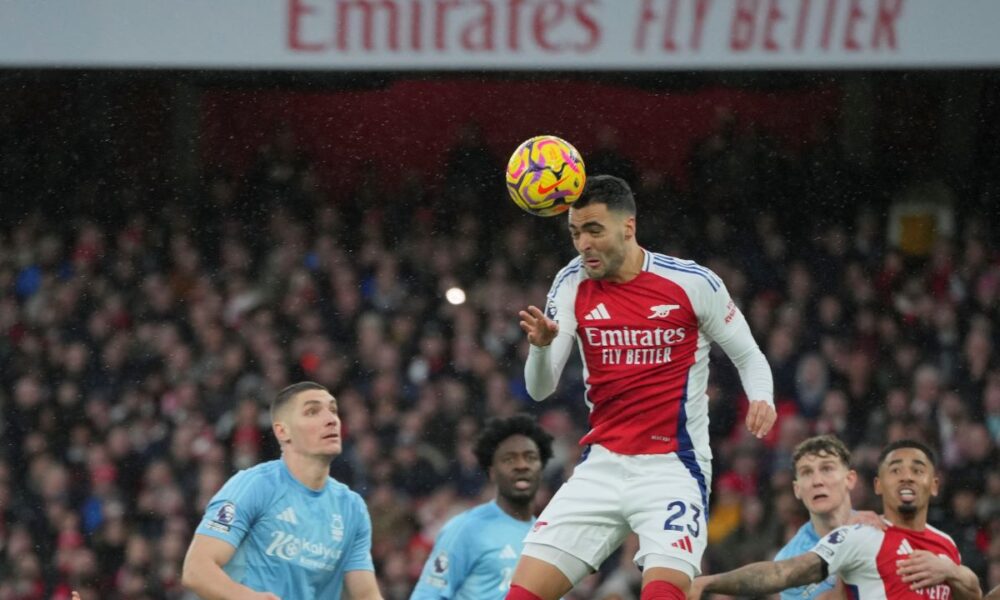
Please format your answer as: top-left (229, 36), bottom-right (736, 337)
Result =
top-left (410, 414), bottom-right (554, 600)
top-left (181, 381), bottom-right (382, 600)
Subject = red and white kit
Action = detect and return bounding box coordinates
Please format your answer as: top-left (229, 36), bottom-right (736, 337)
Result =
top-left (811, 523), bottom-right (962, 599)
top-left (523, 250), bottom-right (772, 576)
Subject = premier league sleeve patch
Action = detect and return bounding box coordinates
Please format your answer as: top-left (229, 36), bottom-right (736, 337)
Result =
top-left (826, 529), bottom-right (847, 544)
top-left (207, 501), bottom-right (236, 533)
top-left (545, 298), bottom-right (558, 321)
top-left (433, 552), bottom-right (449, 575)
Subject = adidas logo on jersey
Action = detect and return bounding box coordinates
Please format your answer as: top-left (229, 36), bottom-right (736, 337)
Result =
top-left (584, 303), bottom-right (611, 320)
top-left (499, 545), bottom-right (518, 560)
top-left (897, 539), bottom-right (913, 555)
top-left (670, 536), bottom-right (693, 554)
top-left (277, 507), bottom-right (299, 525)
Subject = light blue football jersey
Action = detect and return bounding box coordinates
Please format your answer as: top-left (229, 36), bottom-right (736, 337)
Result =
top-left (195, 458), bottom-right (374, 600)
top-left (775, 521), bottom-right (838, 600)
top-left (410, 501), bottom-right (534, 600)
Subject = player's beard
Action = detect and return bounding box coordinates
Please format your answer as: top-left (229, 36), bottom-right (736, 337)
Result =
top-left (897, 501), bottom-right (919, 517)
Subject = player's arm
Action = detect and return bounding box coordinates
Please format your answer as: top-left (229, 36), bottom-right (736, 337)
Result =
top-left (523, 318), bottom-right (575, 401)
top-left (897, 551), bottom-right (982, 600)
top-left (181, 534), bottom-right (280, 600)
top-left (343, 570), bottom-right (383, 600)
top-left (697, 278), bottom-right (775, 438)
top-left (409, 517), bottom-right (475, 599)
top-left (695, 553), bottom-right (827, 597)
top-left (522, 262), bottom-right (581, 401)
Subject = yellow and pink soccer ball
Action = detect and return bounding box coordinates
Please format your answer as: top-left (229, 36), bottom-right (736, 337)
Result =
top-left (505, 135), bottom-right (586, 217)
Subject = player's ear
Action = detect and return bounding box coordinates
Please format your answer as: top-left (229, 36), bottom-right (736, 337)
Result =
top-left (845, 469), bottom-right (858, 491)
top-left (623, 215), bottom-right (636, 240)
top-left (273, 420), bottom-right (291, 445)
top-left (873, 475), bottom-right (883, 498)
top-left (930, 474), bottom-right (939, 498)
top-left (792, 478), bottom-right (802, 500)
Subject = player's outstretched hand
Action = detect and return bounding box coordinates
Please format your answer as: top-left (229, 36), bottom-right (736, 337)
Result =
top-left (845, 510), bottom-right (887, 530)
top-left (519, 305), bottom-right (559, 347)
top-left (72, 593), bottom-right (82, 600)
top-left (745, 400), bottom-right (776, 439)
top-left (897, 550), bottom-right (957, 590)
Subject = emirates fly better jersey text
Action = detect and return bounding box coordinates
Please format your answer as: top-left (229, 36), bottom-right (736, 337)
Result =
top-left (545, 251), bottom-right (770, 458)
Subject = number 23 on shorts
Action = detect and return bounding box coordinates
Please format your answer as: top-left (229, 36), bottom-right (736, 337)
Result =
top-left (663, 501), bottom-right (702, 538)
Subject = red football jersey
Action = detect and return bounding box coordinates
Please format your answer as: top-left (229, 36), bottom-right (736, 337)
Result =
top-left (540, 251), bottom-right (772, 458)
top-left (811, 523), bottom-right (962, 599)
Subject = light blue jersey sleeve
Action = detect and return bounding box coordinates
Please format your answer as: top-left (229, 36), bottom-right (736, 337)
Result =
top-left (343, 492), bottom-right (376, 572)
top-left (411, 513), bottom-right (477, 599)
top-left (195, 468), bottom-right (271, 549)
top-left (776, 522), bottom-right (836, 600)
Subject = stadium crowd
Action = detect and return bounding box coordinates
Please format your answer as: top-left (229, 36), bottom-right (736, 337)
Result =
top-left (0, 107), bottom-right (998, 600)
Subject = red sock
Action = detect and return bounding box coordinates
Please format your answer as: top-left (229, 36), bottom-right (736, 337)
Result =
top-left (506, 584), bottom-right (544, 600)
top-left (641, 580), bottom-right (686, 600)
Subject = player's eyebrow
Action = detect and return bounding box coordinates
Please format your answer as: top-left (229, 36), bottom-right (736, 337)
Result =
top-left (302, 399), bottom-right (337, 410)
top-left (569, 221), bottom-right (605, 231)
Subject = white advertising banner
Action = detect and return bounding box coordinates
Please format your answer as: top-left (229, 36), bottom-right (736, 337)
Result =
top-left (2, 0), bottom-right (999, 70)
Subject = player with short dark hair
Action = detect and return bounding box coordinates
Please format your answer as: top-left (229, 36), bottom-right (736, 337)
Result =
top-left (692, 440), bottom-right (982, 600)
top-left (182, 381), bottom-right (382, 600)
top-left (511, 175), bottom-right (776, 600)
top-left (411, 414), bottom-right (554, 600)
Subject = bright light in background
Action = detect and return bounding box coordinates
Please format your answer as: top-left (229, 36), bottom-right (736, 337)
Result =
top-left (445, 287), bottom-right (466, 305)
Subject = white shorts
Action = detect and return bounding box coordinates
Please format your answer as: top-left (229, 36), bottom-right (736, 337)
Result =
top-left (524, 444), bottom-right (711, 578)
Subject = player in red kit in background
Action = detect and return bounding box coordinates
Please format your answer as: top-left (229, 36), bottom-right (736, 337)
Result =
top-left (509, 175), bottom-right (776, 600)
top-left (690, 440), bottom-right (983, 600)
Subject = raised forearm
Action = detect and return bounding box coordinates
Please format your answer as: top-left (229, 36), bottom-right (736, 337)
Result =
top-left (703, 555), bottom-right (825, 597)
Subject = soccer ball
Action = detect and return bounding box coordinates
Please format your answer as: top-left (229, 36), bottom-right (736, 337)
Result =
top-left (505, 135), bottom-right (586, 217)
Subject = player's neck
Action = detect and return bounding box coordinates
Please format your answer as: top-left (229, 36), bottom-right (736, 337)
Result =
top-left (810, 502), bottom-right (854, 536)
top-left (606, 245), bottom-right (644, 283)
top-left (496, 496), bottom-right (534, 522)
top-left (282, 452), bottom-right (331, 491)
top-left (884, 507), bottom-right (928, 531)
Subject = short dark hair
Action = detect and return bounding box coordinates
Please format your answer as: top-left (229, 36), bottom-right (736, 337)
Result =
top-left (270, 381), bottom-right (328, 421)
top-left (474, 414), bottom-right (554, 471)
top-left (572, 174), bottom-right (636, 216)
top-left (792, 435), bottom-right (851, 477)
top-left (878, 439), bottom-right (937, 469)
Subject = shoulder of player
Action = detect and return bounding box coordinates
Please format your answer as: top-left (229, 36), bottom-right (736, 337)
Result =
top-left (439, 503), bottom-right (498, 538)
top-left (822, 523), bottom-right (884, 546)
top-left (922, 523), bottom-right (959, 550)
top-left (215, 460), bottom-right (286, 507)
top-left (645, 252), bottom-right (722, 292)
top-left (323, 477), bottom-right (367, 508)
top-left (775, 522), bottom-right (817, 559)
top-left (230, 459), bottom-right (283, 490)
top-left (549, 256), bottom-right (585, 289)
